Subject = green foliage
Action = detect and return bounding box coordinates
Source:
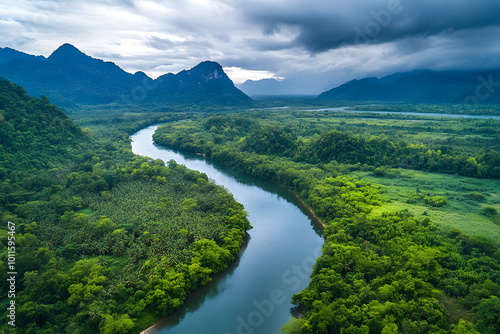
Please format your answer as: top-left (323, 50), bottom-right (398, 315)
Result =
top-left (0, 80), bottom-right (250, 333)
top-left (464, 193), bottom-right (487, 202)
top-left (99, 314), bottom-right (135, 334)
top-left (351, 104), bottom-right (500, 116)
top-left (425, 195), bottom-right (448, 207)
top-left (0, 79), bottom-right (86, 173)
top-left (153, 109), bottom-right (500, 333)
top-left (244, 126), bottom-right (298, 156)
top-left (451, 319), bottom-right (481, 334)
top-left (482, 206), bottom-right (498, 217)
top-left (280, 317), bottom-right (303, 334)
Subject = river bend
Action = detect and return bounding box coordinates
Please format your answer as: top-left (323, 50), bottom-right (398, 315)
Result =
top-left (131, 125), bottom-right (323, 334)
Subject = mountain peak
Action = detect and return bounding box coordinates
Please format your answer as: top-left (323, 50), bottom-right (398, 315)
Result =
top-left (196, 60), bottom-right (223, 69)
top-left (186, 61), bottom-right (229, 82)
top-left (48, 43), bottom-right (89, 62)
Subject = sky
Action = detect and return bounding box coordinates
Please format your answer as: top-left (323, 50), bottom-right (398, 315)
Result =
top-left (1, 0), bottom-right (500, 94)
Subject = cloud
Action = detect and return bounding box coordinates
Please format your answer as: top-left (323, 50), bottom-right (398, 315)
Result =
top-left (224, 67), bottom-right (280, 84)
top-left (1, 0), bottom-right (500, 93)
top-left (240, 0), bottom-right (500, 53)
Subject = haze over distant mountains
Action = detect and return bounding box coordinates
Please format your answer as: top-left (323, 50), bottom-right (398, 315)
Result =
top-left (0, 44), bottom-right (252, 108)
top-left (238, 78), bottom-right (313, 96)
top-left (318, 69), bottom-right (500, 104)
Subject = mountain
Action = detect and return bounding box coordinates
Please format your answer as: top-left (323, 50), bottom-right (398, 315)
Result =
top-left (0, 47), bottom-right (45, 64)
top-left (0, 78), bottom-right (86, 172)
top-left (0, 44), bottom-right (251, 108)
top-left (150, 61), bottom-right (252, 105)
top-left (318, 69), bottom-right (500, 104)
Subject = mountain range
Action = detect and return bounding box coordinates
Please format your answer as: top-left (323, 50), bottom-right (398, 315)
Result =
top-left (0, 44), bottom-right (252, 108)
top-left (2, 44), bottom-right (499, 106)
top-left (318, 69), bottom-right (500, 104)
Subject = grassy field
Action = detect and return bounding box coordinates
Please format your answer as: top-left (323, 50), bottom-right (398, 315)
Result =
top-left (353, 168), bottom-right (500, 242)
top-left (247, 107), bottom-right (500, 242)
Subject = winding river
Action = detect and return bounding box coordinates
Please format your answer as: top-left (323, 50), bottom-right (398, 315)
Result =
top-left (131, 125), bottom-right (324, 334)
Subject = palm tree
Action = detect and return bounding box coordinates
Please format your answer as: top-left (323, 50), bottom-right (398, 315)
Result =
top-left (111, 244), bottom-right (123, 257)
top-left (52, 257), bottom-right (64, 270)
top-left (97, 257), bottom-right (108, 267)
top-left (99, 245), bottom-right (110, 255)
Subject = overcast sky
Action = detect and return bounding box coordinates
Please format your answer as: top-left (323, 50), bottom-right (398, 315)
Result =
top-left (1, 0), bottom-right (500, 93)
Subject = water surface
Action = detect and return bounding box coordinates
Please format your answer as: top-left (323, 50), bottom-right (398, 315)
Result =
top-left (308, 106), bottom-right (500, 120)
top-left (131, 125), bottom-right (323, 334)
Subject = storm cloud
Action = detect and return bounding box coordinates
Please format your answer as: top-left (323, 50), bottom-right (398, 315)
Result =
top-left (241, 0), bottom-right (500, 53)
top-left (1, 0), bottom-right (500, 93)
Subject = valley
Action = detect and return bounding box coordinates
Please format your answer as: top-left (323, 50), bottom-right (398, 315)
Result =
top-left (1, 44), bottom-right (499, 334)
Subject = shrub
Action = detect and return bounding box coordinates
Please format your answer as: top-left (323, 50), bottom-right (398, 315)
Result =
top-left (424, 196), bottom-right (448, 207)
top-left (481, 206), bottom-right (498, 217)
top-left (464, 193), bottom-right (486, 202)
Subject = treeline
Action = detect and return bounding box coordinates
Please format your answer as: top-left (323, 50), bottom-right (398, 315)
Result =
top-left (154, 114), bottom-right (500, 178)
top-left (153, 115), bottom-right (500, 333)
top-left (300, 130), bottom-right (500, 178)
top-left (0, 80), bottom-right (250, 333)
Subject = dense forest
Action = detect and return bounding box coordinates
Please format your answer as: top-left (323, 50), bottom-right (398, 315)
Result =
top-left (0, 79), bottom-right (251, 333)
top-left (2, 75), bottom-right (499, 334)
top-left (153, 110), bottom-right (500, 333)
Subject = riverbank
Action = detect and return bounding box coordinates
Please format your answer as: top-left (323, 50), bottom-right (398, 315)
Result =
top-left (131, 124), bottom-right (323, 334)
top-left (278, 185), bottom-right (325, 229)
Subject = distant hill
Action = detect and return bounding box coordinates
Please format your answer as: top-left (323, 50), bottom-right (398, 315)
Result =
top-left (0, 44), bottom-right (251, 108)
top-left (318, 69), bottom-right (500, 104)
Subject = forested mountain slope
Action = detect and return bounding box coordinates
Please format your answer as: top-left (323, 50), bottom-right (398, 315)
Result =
top-left (318, 69), bottom-right (500, 104)
top-left (0, 79), bottom-right (86, 172)
top-left (0, 79), bottom-right (250, 333)
top-left (0, 44), bottom-right (252, 108)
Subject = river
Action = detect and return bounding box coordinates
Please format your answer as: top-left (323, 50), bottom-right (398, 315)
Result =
top-left (308, 107), bottom-right (500, 120)
top-left (131, 125), bottom-right (324, 334)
